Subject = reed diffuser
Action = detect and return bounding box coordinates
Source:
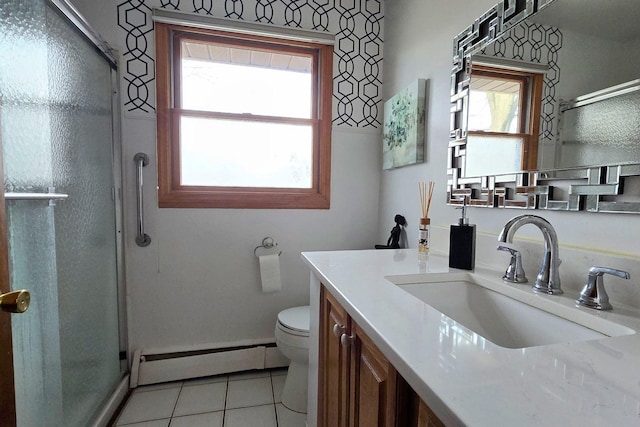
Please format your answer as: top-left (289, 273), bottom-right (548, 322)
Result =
top-left (418, 181), bottom-right (435, 252)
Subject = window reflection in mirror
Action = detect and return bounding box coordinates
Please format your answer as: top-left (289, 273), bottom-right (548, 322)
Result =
top-left (466, 64), bottom-right (544, 177)
top-left (469, 70), bottom-right (523, 133)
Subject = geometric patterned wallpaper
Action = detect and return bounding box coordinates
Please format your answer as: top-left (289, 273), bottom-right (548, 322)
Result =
top-left (116, 0), bottom-right (384, 128)
top-left (481, 21), bottom-right (563, 143)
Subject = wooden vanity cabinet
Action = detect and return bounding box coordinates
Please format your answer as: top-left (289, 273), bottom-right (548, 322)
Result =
top-left (319, 287), bottom-right (351, 427)
top-left (319, 286), bottom-right (444, 427)
top-left (348, 321), bottom-right (397, 426)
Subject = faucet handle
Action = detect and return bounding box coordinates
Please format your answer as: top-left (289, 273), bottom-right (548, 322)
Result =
top-left (576, 266), bottom-right (630, 310)
top-left (497, 245), bottom-right (528, 283)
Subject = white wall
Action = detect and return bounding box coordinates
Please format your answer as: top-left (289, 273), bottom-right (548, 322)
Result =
top-left (380, 0), bottom-right (498, 246)
top-left (70, 0), bottom-right (382, 353)
top-left (381, 0), bottom-right (640, 305)
top-left (124, 122), bottom-right (380, 351)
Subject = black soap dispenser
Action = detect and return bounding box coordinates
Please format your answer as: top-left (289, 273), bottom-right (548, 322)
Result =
top-left (449, 201), bottom-right (476, 270)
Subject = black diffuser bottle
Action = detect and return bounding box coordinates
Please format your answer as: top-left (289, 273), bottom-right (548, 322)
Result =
top-left (448, 201), bottom-right (476, 270)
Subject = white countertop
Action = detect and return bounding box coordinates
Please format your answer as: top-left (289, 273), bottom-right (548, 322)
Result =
top-left (302, 249), bottom-right (640, 426)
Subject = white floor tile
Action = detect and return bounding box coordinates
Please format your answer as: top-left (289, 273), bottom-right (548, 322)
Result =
top-left (174, 382), bottom-right (227, 416)
top-left (169, 411), bottom-right (223, 427)
top-left (271, 375), bottom-right (285, 403)
top-left (228, 370), bottom-right (270, 382)
top-left (276, 403), bottom-right (307, 427)
top-left (224, 404), bottom-right (277, 427)
top-left (116, 420), bottom-right (170, 427)
top-left (117, 387), bottom-right (181, 425)
top-left (117, 369), bottom-right (313, 427)
top-left (226, 377), bottom-right (274, 409)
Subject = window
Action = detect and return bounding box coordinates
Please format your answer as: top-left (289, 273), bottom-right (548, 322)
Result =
top-left (155, 23), bottom-right (333, 208)
top-left (467, 65), bottom-right (544, 174)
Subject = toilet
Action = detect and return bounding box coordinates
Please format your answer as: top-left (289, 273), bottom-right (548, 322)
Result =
top-left (275, 305), bottom-right (310, 413)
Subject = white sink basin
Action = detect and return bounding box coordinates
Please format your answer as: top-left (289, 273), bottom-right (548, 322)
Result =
top-left (387, 272), bottom-right (635, 349)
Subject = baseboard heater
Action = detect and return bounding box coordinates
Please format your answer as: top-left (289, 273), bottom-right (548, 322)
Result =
top-left (130, 340), bottom-right (289, 387)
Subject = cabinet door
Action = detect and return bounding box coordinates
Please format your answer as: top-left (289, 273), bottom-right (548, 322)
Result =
top-left (348, 323), bottom-right (397, 427)
top-left (319, 287), bottom-right (350, 427)
top-left (416, 398), bottom-right (446, 427)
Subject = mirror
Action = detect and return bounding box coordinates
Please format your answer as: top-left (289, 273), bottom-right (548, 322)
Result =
top-left (447, 0), bottom-right (640, 213)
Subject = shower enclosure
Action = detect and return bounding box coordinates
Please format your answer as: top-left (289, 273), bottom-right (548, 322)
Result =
top-left (0, 0), bottom-right (126, 425)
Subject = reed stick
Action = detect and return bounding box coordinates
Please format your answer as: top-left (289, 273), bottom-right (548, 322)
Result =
top-left (419, 181), bottom-right (435, 219)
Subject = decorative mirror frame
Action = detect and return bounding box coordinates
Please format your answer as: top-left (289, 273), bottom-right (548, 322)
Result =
top-left (447, 0), bottom-right (640, 214)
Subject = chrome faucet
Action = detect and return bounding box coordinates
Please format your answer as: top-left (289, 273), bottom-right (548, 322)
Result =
top-left (498, 215), bottom-right (562, 295)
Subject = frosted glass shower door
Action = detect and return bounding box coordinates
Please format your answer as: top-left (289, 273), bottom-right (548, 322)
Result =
top-left (0, 1), bottom-right (124, 426)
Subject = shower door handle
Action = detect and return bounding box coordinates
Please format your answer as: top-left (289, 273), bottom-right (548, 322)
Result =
top-left (5, 187), bottom-right (68, 206)
top-left (0, 290), bottom-right (30, 313)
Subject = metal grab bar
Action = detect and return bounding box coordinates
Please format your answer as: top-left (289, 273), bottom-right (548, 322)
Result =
top-left (134, 153), bottom-right (151, 247)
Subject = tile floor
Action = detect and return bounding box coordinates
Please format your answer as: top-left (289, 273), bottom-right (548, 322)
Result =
top-left (114, 368), bottom-right (306, 427)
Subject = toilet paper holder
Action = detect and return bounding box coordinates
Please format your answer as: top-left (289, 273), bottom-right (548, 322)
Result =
top-left (254, 237), bottom-right (282, 257)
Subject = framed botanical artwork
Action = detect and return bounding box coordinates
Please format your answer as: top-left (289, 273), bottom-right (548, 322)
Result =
top-left (382, 79), bottom-right (427, 169)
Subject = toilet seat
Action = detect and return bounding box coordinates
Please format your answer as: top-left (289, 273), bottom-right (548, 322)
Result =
top-left (277, 306), bottom-right (310, 337)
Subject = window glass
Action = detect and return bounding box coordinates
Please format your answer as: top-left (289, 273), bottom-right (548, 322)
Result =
top-left (180, 41), bottom-right (313, 118)
top-left (465, 134), bottom-right (523, 176)
top-left (468, 75), bottom-right (522, 133)
top-left (180, 116), bottom-right (312, 188)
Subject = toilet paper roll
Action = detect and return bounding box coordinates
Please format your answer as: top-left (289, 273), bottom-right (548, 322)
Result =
top-left (259, 253), bottom-right (281, 293)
